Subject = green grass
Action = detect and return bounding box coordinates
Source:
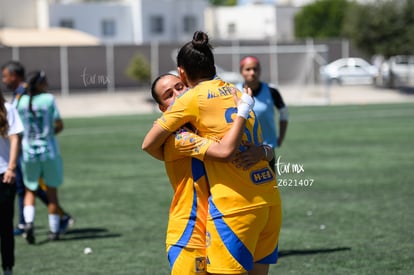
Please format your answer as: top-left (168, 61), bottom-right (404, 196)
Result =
top-left (13, 102), bottom-right (414, 274)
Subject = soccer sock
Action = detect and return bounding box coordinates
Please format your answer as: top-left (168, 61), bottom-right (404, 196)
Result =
top-left (23, 205), bottom-right (35, 224)
top-left (57, 206), bottom-right (65, 218)
top-left (48, 214), bottom-right (60, 233)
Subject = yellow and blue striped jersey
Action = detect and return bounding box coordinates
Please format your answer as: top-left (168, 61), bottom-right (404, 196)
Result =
top-left (158, 78), bottom-right (280, 217)
top-left (163, 128), bottom-right (213, 249)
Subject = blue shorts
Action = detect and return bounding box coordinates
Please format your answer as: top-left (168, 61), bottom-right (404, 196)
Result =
top-left (21, 157), bottom-right (63, 191)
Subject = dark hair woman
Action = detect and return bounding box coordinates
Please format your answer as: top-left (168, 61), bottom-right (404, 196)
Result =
top-left (0, 87), bottom-right (24, 275)
top-left (143, 31), bottom-right (281, 275)
top-left (16, 71), bottom-right (65, 243)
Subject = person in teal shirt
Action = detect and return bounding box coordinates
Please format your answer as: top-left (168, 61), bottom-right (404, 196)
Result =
top-left (16, 71), bottom-right (65, 243)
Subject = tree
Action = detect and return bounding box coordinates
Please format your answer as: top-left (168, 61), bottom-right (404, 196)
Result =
top-left (343, 0), bottom-right (414, 57)
top-left (294, 0), bottom-right (351, 39)
top-left (209, 0), bottom-right (237, 6)
top-left (126, 54), bottom-right (151, 85)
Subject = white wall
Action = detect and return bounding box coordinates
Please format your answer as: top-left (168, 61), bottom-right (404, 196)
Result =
top-left (206, 5), bottom-right (277, 40)
top-left (140, 0), bottom-right (208, 43)
top-left (37, 0), bottom-right (50, 29)
top-left (0, 0), bottom-right (38, 28)
top-left (49, 2), bottom-right (134, 44)
top-left (276, 6), bottom-right (298, 42)
top-left (49, 0), bottom-right (207, 44)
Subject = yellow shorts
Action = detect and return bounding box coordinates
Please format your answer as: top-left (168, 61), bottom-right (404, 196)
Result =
top-left (206, 204), bottom-right (282, 274)
top-left (166, 245), bottom-right (207, 275)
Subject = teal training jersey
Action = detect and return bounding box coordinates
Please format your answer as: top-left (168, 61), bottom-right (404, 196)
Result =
top-left (17, 93), bottom-right (61, 162)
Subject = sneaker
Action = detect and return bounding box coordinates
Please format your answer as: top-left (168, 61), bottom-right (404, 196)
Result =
top-left (13, 224), bottom-right (25, 236)
top-left (68, 216), bottom-right (75, 227)
top-left (60, 214), bottom-right (75, 233)
top-left (24, 223), bottom-right (35, 245)
top-left (48, 231), bottom-right (60, 241)
top-left (3, 267), bottom-right (13, 275)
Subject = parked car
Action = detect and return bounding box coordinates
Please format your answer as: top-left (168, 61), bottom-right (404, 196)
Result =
top-left (169, 65), bottom-right (242, 85)
top-left (319, 57), bottom-right (378, 85)
top-left (377, 55), bottom-right (414, 88)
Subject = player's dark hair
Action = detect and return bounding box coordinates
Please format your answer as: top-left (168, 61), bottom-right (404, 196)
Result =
top-left (1, 61), bottom-right (25, 80)
top-left (0, 88), bottom-right (9, 137)
top-left (150, 73), bottom-right (176, 104)
top-left (26, 70), bottom-right (47, 117)
top-left (176, 31), bottom-right (216, 83)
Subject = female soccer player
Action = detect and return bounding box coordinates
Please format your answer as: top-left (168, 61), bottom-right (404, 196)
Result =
top-left (237, 56), bottom-right (289, 172)
top-left (151, 73), bottom-right (267, 274)
top-left (0, 88), bottom-right (23, 275)
top-left (16, 71), bottom-right (65, 243)
top-left (143, 32), bottom-right (282, 275)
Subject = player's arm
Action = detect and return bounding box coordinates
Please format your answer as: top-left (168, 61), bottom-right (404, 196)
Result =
top-left (278, 120), bottom-right (288, 147)
top-left (232, 142), bottom-right (274, 170)
top-left (205, 88), bottom-right (254, 161)
top-left (174, 116), bottom-right (250, 162)
top-left (204, 116), bottom-right (247, 161)
top-left (3, 133), bottom-right (20, 184)
top-left (52, 97), bottom-right (64, 135)
top-left (54, 119), bottom-right (64, 135)
top-left (142, 123), bottom-right (171, 161)
top-left (175, 88), bottom-right (255, 162)
top-left (143, 90), bottom-right (196, 161)
top-left (270, 86), bottom-right (288, 147)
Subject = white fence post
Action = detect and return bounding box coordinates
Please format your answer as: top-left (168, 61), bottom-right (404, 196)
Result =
top-left (342, 39), bottom-right (349, 59)
top-left (231, 39), bottom-right (241, 74)
top-left (59, 46), bottom-right (69, 96)
top-left (12, 47), bottom-right (20, 61)
top-left (106, 43), bottom-right (115, 93)
top-left (151, 40), bottom-right (159, 82)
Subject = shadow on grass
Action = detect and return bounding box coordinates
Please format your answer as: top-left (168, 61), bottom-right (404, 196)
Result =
top-left (35, 227), bottom-right (121, 245)
top-left (278, 247), bottom-right (351, 258)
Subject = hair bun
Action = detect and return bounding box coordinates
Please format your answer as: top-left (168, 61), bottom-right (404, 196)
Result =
top-left (192, 31), bottom-right (211, 50)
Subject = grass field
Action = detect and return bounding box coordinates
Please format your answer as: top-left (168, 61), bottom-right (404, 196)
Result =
top-left (13, 102), bottom-right (414, 275)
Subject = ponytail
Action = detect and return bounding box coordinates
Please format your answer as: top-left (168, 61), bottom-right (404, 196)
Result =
top-left (177, 31), bottom-right (216, 82)
top-left (26, 70), bottom-right (47, 117)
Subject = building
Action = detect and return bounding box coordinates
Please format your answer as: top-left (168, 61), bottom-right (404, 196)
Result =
top-left (49, 1), bottom-right (134, 44)
top-left (49, 0), bottom-right (208, 44)
top-left (0, 0), bottom-right (49, 29)
top-left (0, 0), bottom-right (208, 45)
top-left (205, 3), bottom-right (299, 42)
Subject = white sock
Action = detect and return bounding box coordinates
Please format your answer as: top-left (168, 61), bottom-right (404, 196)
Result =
top-left (23, 205), bottom-right (35, 224)
top-left (49, 214), bottom-right (60, 234)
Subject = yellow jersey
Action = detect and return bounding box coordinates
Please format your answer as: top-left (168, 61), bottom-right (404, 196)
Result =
top-left (158, 78), bottom-right (280, 217)
top-left (164, 127), bottom-right (213, 248)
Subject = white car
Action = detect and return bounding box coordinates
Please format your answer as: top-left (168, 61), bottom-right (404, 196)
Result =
top-left (319, 57), bottom-right (378, 85)
top-left (379, 55), bottom-right (414, 88)
top-left (169, 65), bottom-right (242, 85)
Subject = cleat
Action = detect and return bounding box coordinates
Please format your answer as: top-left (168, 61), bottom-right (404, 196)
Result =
top-left (60, 214), bottom-right (75, 233)
top-left (3, 267), bottom-right (12, 275)
top-left (68, 216), bottom-right (75, 227)
top-left (48, 231), bottom-right (60, 241)
top-left (24, 223), bottom-right (35, 245)
top-left (13, 224), bottom-right (25, 236)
